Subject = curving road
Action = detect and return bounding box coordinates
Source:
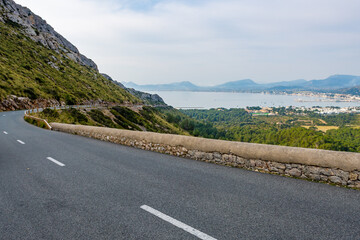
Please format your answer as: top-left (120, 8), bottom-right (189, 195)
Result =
top-left (1, 110), bottom-right (360, 239)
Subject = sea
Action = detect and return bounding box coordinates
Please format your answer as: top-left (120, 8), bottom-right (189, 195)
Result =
top-left (148, 91), bottom-right (360, 109)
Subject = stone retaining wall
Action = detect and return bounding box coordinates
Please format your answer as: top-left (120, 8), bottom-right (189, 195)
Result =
top-left (51, 123), bottom-right (360, 189)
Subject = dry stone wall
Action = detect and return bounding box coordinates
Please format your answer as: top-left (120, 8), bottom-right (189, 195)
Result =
top-left (50, 123), bottom-right (360, 189)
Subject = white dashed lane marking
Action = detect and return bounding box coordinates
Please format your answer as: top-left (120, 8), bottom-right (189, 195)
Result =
top-left (141, 205), bottom-right (217, 240)
top-left (17, 140), bottom-right (25, 144)
top-left (46, 157), bottom-right (65, 167)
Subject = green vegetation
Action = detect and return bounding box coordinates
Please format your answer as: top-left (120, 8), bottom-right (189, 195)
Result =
top-left (88, 110), bottom-right (118, 128)
top-left (34, 106), bottom-right (188, 135)
top-left (32, 106), bottom-right (360, 153)
top-left (309, 113), bottom-right (358, 126)
top-left (176, 108), bottom-right (360, 153)
top-left (326, 128), bottom-right (360, 152)
top-left (0, 21), bottom-right (138, 104)
top-left (24, 116), bottom-right (48, 129)
top-left (38, 108), bottom-right (91, 125)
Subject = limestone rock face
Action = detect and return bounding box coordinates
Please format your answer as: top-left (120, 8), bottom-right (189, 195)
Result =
top-left (101, 74), bottom-right (126, 89)
top-left (0, 95), bottom-right (60, 111)
top-left (101, 73), bottom-right (167, 106)
top-left (0, 0), bottom-right (98, 71)
top-left (126, 88), bottom-right (166, 106)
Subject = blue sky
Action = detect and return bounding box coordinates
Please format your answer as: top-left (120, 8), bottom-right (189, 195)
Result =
top-left (16, 0), bottom-right (360, 85)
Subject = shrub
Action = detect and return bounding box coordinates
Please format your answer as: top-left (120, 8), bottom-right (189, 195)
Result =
top-left (42, 108), bottom-right (59, 118)
top-left (65, 95), bottom-right (76, 105)
top-left (88, 110), bottom-right (117, 128)
top-left (24, 88), bottom-right (38, 100)
top-left (67, 108), bottom-right (88, 124)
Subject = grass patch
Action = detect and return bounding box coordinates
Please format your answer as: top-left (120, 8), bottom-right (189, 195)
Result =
top-left (302, 125), bottom-right (339, 132)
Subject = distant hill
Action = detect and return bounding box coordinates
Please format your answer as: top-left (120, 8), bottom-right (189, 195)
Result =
top-left (124, 81), bottom-right (204, 91)
top-left (303, 75), bottom-right (360, 89)
top-left (214, 79), bottom-right (258, 91)
top-left (123, 75), bottom-right (360, 93)
top-left (333, 86), bottom-right (360, 96)
top-left (264, 79), bottom-right (307, 88)
top-left (102, 74), bottom-right (166, 105)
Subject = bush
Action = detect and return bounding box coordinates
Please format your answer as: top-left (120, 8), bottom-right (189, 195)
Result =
top-left (88, 110), bottom-right (117, 128)
top-left (68, 108), bottom-right (88, 124)
top-left (24, 116), bottom-right (48, 129)
top-left (65, 95), bottom-right (76, 105)
top-left (24, 88), bottom-right (38, 100)
top-left (42, 108), bottom-right (59, 118)
top-left (112, 106), bottom-right (141, 124)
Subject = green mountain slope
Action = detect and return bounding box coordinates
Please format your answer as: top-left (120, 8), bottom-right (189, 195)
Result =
top-left (0, 20), bottom-right (138, 106)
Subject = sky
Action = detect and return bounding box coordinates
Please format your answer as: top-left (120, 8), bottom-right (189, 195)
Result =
top-left (16, 0), bottom-right (360, 85)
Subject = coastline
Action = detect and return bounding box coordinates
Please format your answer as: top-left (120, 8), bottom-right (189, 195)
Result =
top-left (146, 90), bottom-right (360, 109)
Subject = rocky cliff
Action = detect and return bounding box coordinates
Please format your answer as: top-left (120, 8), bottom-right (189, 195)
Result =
top-left (101, 73), bottom-right (166, 106)
top-left (0, 1), bottom-right (139, 110)
top-left (0, 0), bottom-right (165, 111)
top-left (0, 0), bottom-right (98, 70)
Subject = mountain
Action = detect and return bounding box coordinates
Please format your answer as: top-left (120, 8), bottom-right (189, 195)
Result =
top-left (0, 0), bottom-right (97, 70)
top-left (303, 75), bottom-right (360, 89)
top-left (102, 74), bottom-right (166, 105)
top-left (0, 0), bottom-right (154, 110)
top-left (124, 81), bottom-right (203, 91)
top-left (333, 86), bottom-right (360, 96)
top-left (214, 79), bottom-right (258, 91)
top-left (124, 75), bottom-right (360, 93)
top-left (264, 79), bottom-right (307, 88)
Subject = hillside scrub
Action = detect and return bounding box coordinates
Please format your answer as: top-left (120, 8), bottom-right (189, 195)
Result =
top-left (0, 21), bottom-right (138, 105)
top-left (34, 106), bottom-right (188, 135)
top-left (32, 106), bottom-right (360, 153)
top-left (177, 108), bottom-right (360, 153)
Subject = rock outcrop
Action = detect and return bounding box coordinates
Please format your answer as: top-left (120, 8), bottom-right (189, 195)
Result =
top-left (0, 95), bottom-right (119, 111)
top-left (0, 95), bottom-right (60, 111)
top-left (126, 88), bottom-right (166, 106)
top-left (0, 0), bottom-right (98, 70)
top-left (101, 74), bottom-right (126, 89)
top-left (101, 73), bottom-right (166, 106)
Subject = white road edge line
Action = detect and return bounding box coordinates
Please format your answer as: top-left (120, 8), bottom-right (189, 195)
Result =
top-left (46, 157), bottom-right (65, 167)
top-left (140, 205), bottom-right (217, 240)
top-left (17, 140), bottom-right (25, 144)
top-left (3, 131), bottom-right (8, 135)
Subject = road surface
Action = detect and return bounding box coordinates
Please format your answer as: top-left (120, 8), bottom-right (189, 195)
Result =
top-left (1, 110), bottom-right (360, 239)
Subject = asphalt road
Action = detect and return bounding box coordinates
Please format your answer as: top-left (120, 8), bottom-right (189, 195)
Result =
top-left (1, 110), bottom-right (360, 240)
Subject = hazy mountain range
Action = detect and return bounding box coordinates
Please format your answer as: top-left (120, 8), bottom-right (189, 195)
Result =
top-left (123, 75), bottom-right (360, 92)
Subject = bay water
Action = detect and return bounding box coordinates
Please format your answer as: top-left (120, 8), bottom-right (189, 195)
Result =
top-left (148, 91), bottom-right (360, 109)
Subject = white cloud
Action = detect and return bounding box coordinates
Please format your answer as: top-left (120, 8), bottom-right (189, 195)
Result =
top-left (15, 0), bottom-right (360, 84)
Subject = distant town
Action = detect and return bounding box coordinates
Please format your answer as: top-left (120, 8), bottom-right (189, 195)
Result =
top-left (274, 91), bottom-right (360, 103)
top-left (246, 105), bottom-right (360, 116)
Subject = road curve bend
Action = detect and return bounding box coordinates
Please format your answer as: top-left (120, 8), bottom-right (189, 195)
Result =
top-left (1, 110), bottom-right (360, 239)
